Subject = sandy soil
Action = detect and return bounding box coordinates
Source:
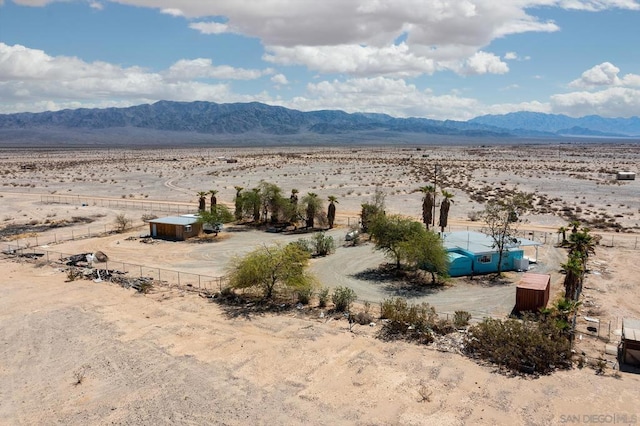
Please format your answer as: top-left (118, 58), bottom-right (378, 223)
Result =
top-left (1, 144), bottom-right (640, 425)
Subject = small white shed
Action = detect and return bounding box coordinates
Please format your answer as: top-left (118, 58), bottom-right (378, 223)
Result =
top-left (616, 171), bottom-right (636, 180)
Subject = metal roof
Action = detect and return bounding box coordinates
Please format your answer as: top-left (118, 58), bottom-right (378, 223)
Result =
top-left (148, 216), bottom-right (199, 226)
top-left (517, 273), bottom-right (550, 290)
top-left (443, 231), bottom-right (541, 255)
top-left (623, 318), bottom-right (640, 342)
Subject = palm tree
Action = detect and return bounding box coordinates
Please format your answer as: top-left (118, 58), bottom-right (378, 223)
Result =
top-left (233, 186), bottom-right (244, 220)
top-left (562, 252), bottom-right (584, 301)
top-left (438, 190), bottom-right (454, 233)
top-left (302, 192), bottom-right (321, 229)
top-left (196, 191), bottom-right (207, 212)
top-left (290, 188), bottom-right (299, 205)
top-left (209, 189), bottom-right (218, 212)
top-left (419, 185), bottom-right (435, 229)
top-left (557, 226), bottom-right (568, 246)
top-left (327, 195), bottom-right (338, 228)
top-left (569, 220), bottom-right (581, 234)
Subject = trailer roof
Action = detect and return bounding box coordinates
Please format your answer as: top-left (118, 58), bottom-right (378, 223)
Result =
top-left (623, 318), bottom-right (640, 342)
top-left (443, 231), bottom-right (541, 255)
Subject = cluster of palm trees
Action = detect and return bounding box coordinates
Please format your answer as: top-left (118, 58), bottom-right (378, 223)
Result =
top-left (197, 190), bottom-right (218, 212)
top-left (418, 185), bottom-right (454, 233)
top-left (560, 221), bottom-right (596, 301)
top-left (198, 183), bottom-right (339, 230)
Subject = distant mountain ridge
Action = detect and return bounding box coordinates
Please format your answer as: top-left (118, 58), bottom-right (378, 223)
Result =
top-left (470, 111), bottom-right (640, 137)
top-left (0, 101), bottom-right (639, 146)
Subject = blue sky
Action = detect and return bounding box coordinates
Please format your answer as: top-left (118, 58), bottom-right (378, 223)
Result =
top-left (1, 0), bottom-right (639, 120)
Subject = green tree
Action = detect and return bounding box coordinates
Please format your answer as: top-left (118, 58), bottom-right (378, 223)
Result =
top-left (361, 187), bottom-right (386, 233)
top-left (198, 205), bottom-right (234, 235)
top-left (227, 243), bottom-right (317, 299)
top-left (197, 191), bottom-right (208, 212)
top-left (369, 214), bottom-right (427, 270)
top-left (438, 190), bottom-right (454, 233)
top-left (327, 195), bottom-right (338, 228)
top-left (302, 192), bottom-right (323, 229)
top-left (481, 193), bottom-right (532, 276)
top-left (397, 228), bottom-right (449, 284)
top-left (419, 185), bottom-right (435, 229)
top-left (257, 180), bottom-right (286, 223)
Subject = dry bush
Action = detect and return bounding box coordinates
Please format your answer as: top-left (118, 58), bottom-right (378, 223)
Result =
top-left (464, 316), bottom-right (572, 375)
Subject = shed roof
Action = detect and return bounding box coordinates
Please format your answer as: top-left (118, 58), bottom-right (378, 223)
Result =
top-left (148, 216), bottom-right (199, 226)
top-left (517, 273), bottom-right (550, 290)
top-left (623, 318), bottom-right (640, 342)
top-left (443, 231), bottom-right (541, 255)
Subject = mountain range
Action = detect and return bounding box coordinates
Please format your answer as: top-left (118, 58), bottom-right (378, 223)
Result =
top-left (0, 101), bottom-right (638, 146)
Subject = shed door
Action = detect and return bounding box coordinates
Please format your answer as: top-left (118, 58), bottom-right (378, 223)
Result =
top-left (151, 224), bottom-right (157, 237)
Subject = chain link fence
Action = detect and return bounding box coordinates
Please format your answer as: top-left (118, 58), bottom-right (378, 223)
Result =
top-left (1, 242), bottom-right (227, 293)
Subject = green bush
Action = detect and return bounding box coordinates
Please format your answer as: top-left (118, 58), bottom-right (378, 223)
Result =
top-left (453, 310), bottom-right (472, 328)
top-left (331, 286), bottom-right (357, 312)
top-left (464, 316), bottom-right (572, 375)
top-left (297, 285), bottom-right (314, 305)
top-left (378, 297), bottom-right (439, 344)
top-left (317, 287), bottom-right (329, 308)
top-left (311, 232), bottom-right (335, 256)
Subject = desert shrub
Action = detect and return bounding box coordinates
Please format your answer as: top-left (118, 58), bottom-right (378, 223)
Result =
top-left (141, 213), bottom-right (158, 223)
top-left (434, 319), bottom-right (456, 335)
top-left (453, 310), bottom-right (472, 328)
top-left (378, 297), bottom-right (439, 344)
top-left (311, 232), bottom-right (335, 256)
top-left (317, 287), bottom-right (329, 308)
top-left (353, 311), bottom-right (374, 325)
top-left (292, 238), bottom-right (313, 254)
top-left (467, 210), bottom-right (480, 221)
top-left (464, 316), bottom-right (572, 375)
top-left (297, 285), bottom-right (314, 305)
top-left (331, 286), bottom-right (357, 312)
top-left (114, 213), bottom-right (132, 233)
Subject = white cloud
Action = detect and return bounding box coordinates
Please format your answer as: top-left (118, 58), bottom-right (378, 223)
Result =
top-left (0, 43), bottom-right (267, 113)
top-left (551, 87), bottom-right (640, 117)
top-left (160, 8), bottom-right (184, 17)
top-left (271, 73), bottom-right (288, 85)
top-left (89, 1), bottom-right (103, 10)
top-left (504, 52), bottom-right (518, 60)
top-left (188, 21), bottom-right (235, 35)
top-left (462, 51), bottom-right (509, 75)
top-left (569, 62), bottom-right (621, 88)
top-left (164, 58), bottom-right (266, 80)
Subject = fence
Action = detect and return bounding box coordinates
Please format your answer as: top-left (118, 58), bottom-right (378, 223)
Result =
top-left (41, 194), bottom-right (194, 215)
top-left (1, 242), bottom-right (227, 293)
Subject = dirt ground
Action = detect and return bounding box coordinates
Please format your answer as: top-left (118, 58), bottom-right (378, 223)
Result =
top-left (1, 144), bottom-right (640, 425)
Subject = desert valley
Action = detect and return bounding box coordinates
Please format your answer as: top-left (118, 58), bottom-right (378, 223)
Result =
top-left (1, 142), bottom-right (640, 425)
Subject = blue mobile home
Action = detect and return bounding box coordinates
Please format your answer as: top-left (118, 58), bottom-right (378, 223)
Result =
top-left (443, 231), bottom-right (539, 277)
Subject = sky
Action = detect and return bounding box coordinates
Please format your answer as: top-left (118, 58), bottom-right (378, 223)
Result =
top-left (1, 0), bottom-right (640, 120)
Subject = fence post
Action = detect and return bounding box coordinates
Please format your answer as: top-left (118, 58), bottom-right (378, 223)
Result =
top-left (198, 275), bottom-right (201, 289)
top-left (178, 271), bottom-right (180, 286)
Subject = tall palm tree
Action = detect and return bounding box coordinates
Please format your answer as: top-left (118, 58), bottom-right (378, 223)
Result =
top-left (290, 188), bottom-right (299, 205)
top-left (562, 252), bottom-right (584, 301)
top-left (557, 226), bottom-right (568, 246)
top-left (196, 191), bottom-right (207, 212)
top-left (419, 185), bottom-right (435, 229)
top-left (438, 190), bottom-right (454, 233)
top-left (209, 189), bottom-right (218, 212)
top-left (569, 220), bottom-right (581, 234)
top-left (327, 195), bottom-right (338, 228)
top-left (302, 192), bottom-right (321, 229)
top-left (233, 186), bottom-right (244, 220)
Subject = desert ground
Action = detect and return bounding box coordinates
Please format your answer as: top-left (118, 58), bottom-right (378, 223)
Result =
top-left (1, 143), bottom-right (640, 425)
